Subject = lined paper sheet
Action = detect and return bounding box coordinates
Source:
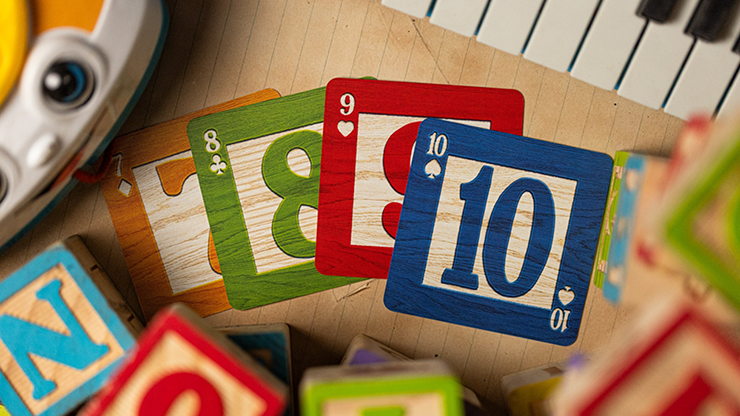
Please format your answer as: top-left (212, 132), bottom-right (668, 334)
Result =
top-left (0, 0), bottom-right (683, 413)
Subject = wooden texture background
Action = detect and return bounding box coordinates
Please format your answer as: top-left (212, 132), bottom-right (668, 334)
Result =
top-left (0, 0), bottom-right (684, 413)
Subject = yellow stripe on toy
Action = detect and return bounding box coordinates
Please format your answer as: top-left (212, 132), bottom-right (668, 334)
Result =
top-left (0, 0), bottom-right (28, 108)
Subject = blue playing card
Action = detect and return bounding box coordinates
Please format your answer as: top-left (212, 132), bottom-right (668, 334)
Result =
top-left (384, 119), bottom-right (612, 345)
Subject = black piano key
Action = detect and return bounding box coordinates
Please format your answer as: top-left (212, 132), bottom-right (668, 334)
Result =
top-left (637, 0), bottom-right (681, 22)
top-left (686, 0), bottom-right (737, 41)
top-left (733, 31), bottom-right (740, 53)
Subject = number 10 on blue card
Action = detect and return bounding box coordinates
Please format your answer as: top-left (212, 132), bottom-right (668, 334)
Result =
top-left (384, 119), bottom-right (612, 345)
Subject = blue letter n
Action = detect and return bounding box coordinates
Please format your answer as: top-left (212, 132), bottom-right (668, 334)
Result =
top-left (0, 279), bottom-right (109, 400)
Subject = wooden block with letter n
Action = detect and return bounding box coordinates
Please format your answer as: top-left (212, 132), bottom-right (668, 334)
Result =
top-left (384, 119), bottom-right (612, 345)
top-left (0, 236), bottom-right (142, 416)
top-left (316, 78), bottom-right (524, 279)
top-left (551, 297), bottom-right (740, 415)
top-left (99, 89), bottom-right (281, 319)
top-left (301, 360), bottom-right (464, 416)
top-left (223, 324), bottom-right (293, 416)
top-left (187, 86), bottom-right (364, 309)
top-left (82, 304), bottom-right (288, 416)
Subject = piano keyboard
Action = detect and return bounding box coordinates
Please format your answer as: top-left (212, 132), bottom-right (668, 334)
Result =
top-left (381, 0), bottom-right (740, 120)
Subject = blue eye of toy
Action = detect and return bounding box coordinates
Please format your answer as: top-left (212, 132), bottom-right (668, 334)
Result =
top-left (42, 61), bottom-right (95, 109)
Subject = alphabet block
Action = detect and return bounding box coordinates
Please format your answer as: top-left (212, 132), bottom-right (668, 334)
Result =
top-left (341, 335), bottom-right (483, 415)
top-left (664, 122), bottom-right (740, 311)
top-left (0, 236), bottom-right (141, 416)
top-left (223, 324), bottom-right (292, 416)
top-left (99, 89), bottom-right (281, 319)
top-left (82, 304), bottom-right (287, 416)
top-left (384, 119), bottom-right (613, 345)
top-left (600, 152), bottom-right (738, 324)
top-left (551, 297), bottom-right (740, 415)
top-left (591, 152), bottom-right (629, 288)
top-left (501, 363), bottom-right (566, 416)
top-left (341, 335), bottom-right (412, 366)
top-left (301, 360), bottom-right (464, 416)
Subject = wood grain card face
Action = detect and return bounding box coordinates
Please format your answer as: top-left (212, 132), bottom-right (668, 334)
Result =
top-left (132, 151), bottom-right (219, 294)
top-left (0, 246), bottom-right (135, 416)
top-left (84, 310), bottom-right (285, 416)
top-left (187, 87), bottom-right (364, 310)
top-left (99, 89), bottom-right (281, 319)
top-left (316, 78), bottom-right (524, 279)
top-left (561, 307), bottom-right (740, 415)
top-left (666, 135), bottom-right (740, 312)
top-left (384, 119), bottom-right (612, 346)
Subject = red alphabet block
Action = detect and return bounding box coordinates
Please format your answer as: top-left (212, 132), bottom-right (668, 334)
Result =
top-left (552, 298), bottom-right (740, 415)
top-left (82, 304), bottom-right (287, 416)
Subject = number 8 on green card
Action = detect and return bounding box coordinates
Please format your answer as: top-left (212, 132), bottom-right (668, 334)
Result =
top-left (188, 87), bottom-right (364, 309)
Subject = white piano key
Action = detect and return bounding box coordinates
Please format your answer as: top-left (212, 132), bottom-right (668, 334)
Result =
top-left (618, 0), bottom-right (700, 109)
top-left (476, 0), bottom-right (544, 56)
top-left (381, 0), bottom-right (433, 18)
top-left (718, 74), bottom-right (740, 118)
top-left (429, 0), bottom-right (489, 37)
top-left (523, 0), bottom-right (601, 72)
top-left (664, 14), bottom-right (740, 119)
top-left (570, 0), bottom-right (646, 91)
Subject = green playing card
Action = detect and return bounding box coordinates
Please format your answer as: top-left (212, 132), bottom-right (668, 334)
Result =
top-left (187, 87), bottom-right (363, 309)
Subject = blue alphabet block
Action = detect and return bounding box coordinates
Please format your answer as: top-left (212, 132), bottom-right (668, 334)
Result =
top-left (384, 119), bottom-right (612, 345)
top-left (224, 323), bottom-right (293, 416)
top-left (0, 237), bottom-right (141, 416)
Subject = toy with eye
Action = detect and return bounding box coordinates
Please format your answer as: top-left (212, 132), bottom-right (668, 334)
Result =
top-left (0, 0), bottom-right (168, 251)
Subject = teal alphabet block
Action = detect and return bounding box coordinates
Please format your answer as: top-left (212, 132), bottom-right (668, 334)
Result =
top-left (0, 237), bottom-right (141, 416)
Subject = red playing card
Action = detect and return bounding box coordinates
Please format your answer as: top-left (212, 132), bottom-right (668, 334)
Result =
top-left (316, 78), bottom-right (524, 279)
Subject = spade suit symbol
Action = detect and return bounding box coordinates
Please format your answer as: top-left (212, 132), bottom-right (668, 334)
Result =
top-left (425, 159), bottom-right (442, 179)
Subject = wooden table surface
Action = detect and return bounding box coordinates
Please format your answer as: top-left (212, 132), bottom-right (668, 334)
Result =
top-left (0, 0), bottom-right (684, 413)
